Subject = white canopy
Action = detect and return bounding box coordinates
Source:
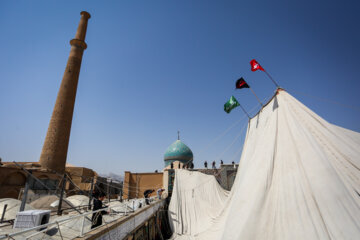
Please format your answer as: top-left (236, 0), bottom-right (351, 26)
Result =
top-left (169, 89), bottom-right (360, 240)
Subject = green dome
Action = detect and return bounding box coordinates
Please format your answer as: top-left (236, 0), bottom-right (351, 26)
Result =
top-left (164, 140), bottom-right (193, 166)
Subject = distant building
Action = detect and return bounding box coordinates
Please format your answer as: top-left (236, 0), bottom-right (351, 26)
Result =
top-left (123, 137), bottom-right (239, 199)
top-left (197, 164), bottom-right (238, 191)
top-left (123, 172), bottom-right (163, 199)
top-left (95, 175), bottom-right (122, 199)
top-left (0, 162), bottom-right (98, 200)
top-left (0, 161), bottom-right (126, 203)
top-left (0, 162), bottom-right (60, 199)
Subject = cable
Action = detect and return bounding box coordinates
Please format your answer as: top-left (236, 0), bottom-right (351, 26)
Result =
top-left (229, 143), bottom-right (244, 164)
top-left (214, 121), bottom-right (248, 161)
top-left (197, 115), bottom-right (248, 156)
top-left (196, 95), bottom-right (270, 166)
top-left (289, 89), bottom-right (360, 112)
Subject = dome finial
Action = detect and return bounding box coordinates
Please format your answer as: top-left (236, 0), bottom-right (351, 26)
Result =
top-left (177, 130), bottom-right (180, 140)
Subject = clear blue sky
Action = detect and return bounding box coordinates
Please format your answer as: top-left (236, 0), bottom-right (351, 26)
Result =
top-left (1, 0), bottom-right (359, 175)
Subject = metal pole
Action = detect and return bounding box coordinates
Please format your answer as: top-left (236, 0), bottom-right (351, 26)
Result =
top-left (80, 215), bottom-right (86, 237)
top-left (120, 185), bottom-right (123, 202)
top-left (125, 202), bottom-right (127, 215)
top-left (238, 103), bottom-right (250, 119)
top-left (110, 180), bottom-right (112, 202)
top-left (56, 221), bottom-right (64, 240)
top-left (1, 204), bottom-right (8, 223)
top-left (88, 177), bottom-right (94, 210)
top-left (136, 174), bottom-right (139, 199)
top-left (249, 86), bottom-right (263, 107)
top-left (12, 161), bottom-right (88, 217)
top-left (57, 174), bottom-right (67, 215)
top-left (20, 170), bottom-right (32, 212)
top-left (107, 179), bottom-right (110, 203)
top-left (264, 71), bottom-right (280, 88)
top-left (13, 162), bottom-right (52, 192)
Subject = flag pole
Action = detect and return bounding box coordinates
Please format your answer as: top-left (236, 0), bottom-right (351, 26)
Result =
top-left (264, 71), bottom-right (280, 88)
top-left (238, 103), bottom-right (250, 119)
top-left (248, 86), bottom-right (263, 107)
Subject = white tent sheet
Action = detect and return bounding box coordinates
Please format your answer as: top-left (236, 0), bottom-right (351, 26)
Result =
top-left (169, 90), bottom-right (360, 240)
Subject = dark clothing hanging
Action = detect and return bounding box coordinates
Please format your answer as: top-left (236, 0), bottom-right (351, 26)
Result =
top-left (91, 198), bottom-right (107, 229)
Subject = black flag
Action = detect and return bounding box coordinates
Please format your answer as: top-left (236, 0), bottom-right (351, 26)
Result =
top-left (235, 77), bottom-right (250, 89)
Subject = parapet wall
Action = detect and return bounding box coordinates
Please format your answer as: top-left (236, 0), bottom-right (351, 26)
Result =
top-left (78, 200), bottom-right (166, 240)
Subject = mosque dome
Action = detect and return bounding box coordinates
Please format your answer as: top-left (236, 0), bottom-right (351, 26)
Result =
top-left (164, 140), bottom-right (193, 167)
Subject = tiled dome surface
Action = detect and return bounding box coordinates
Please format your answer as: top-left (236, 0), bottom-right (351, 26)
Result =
top-left (164, 140), bottom-right (193, 162)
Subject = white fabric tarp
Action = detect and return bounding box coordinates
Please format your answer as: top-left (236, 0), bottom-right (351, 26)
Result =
top-left (169, 170), bottom-right (230, 237)
top-left (169, 89), bottom-right (360, 240)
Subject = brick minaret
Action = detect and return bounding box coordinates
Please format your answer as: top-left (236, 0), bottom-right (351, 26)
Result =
top-left (39, 11), bottom-right (91, 173)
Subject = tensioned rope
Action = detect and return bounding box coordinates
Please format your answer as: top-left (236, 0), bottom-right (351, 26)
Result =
top-left (197, 115), bottom-right (248, 156)
top-left (95, 176), bottom-right (162, 193)
top-left (47, 170), bottom-right (127, 199)
top-left (225, 94), bottom-right (274, 164)
top-left (31, 93), bottom-right (279, 200)
top-left (222, 88), bottom-right (358, 166)
top-left (289, 89), bottom-right (360, 112)
top-left (197, 93), bottom-right (272, 159)
top-left (58, 172), bottom-right (162, 193)
top-left (229, 142), bottom-right (245, 164)
top-left (63, 171), bottom-right (159, 191)
top-left (197, 93), bottom-right (273, 165)
top-left (214, 121), bottom-right (248, 161)
top-left (172, 93), bottom-right (278, 191)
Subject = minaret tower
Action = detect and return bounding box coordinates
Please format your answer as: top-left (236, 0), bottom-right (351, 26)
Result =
top-left (39, 11), bottom-right (91, 173)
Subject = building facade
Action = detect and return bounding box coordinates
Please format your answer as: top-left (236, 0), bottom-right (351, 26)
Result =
top-left (123, 137), bottom-right (239, 199)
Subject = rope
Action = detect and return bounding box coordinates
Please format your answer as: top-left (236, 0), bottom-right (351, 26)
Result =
top-left (197, 95), bottom-right (270, 165)
top-left (215, 121), bottom-right (248, 161)
top-left (229, 142), bottom-right (244, 164)
top-left (289, 89), bottom-right (360, 112)
top-left (197, 115), bottom-right (247, 156)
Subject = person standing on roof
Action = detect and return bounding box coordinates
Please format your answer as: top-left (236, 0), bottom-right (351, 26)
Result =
top-left (144, 189), bottom-right (155, 205)
top-left (91, 192), bottom-right (108, 229)
top-left (157, 188), bottom-right (165, 199)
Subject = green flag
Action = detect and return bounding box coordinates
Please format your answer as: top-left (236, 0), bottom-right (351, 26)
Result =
top-left (224, 96), bottom-right (240, 113)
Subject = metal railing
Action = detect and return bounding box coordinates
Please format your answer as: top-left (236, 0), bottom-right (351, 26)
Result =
top-left (0, 199), bottom-right (141, 240)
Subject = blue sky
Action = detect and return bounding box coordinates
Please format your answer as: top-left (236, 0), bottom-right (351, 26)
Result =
top-left (1, 0), bottom-right (359, 175)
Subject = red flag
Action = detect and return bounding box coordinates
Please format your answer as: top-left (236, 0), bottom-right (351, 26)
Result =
top-left (250, 59), bottom-right (265, 72)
